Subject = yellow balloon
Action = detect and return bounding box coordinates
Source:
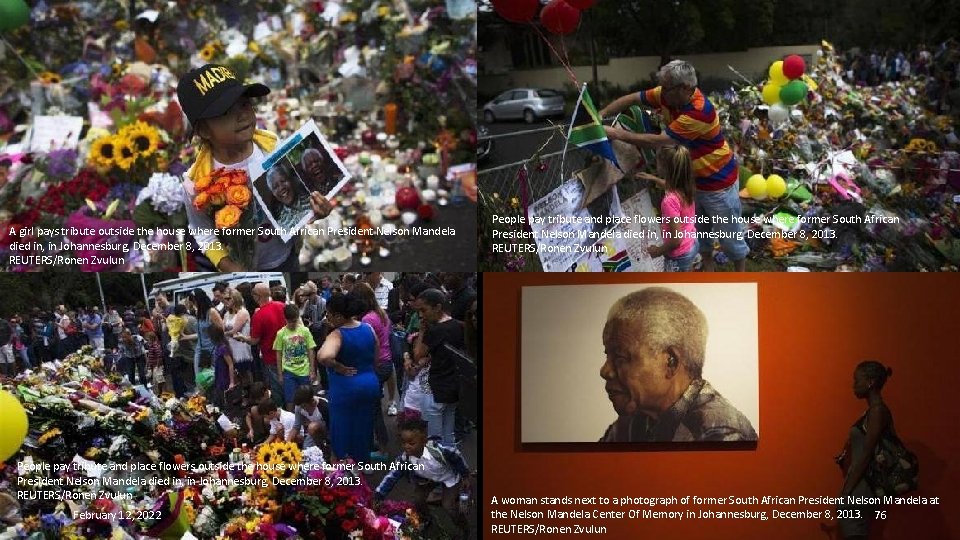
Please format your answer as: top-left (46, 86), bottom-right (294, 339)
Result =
top-left (768, 61), bottom-right (789, 86)
top-left (0, 390), bottom-right (27, 462)
top-left (762, 83), bottom-right (782, 105)
top-left (766, 174), bottom-right (787, 198)
top-left (746, 174), bottom-right (767, 200)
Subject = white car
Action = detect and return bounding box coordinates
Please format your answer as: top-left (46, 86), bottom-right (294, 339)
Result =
top-left (482, 88), bottom-right (565, 124)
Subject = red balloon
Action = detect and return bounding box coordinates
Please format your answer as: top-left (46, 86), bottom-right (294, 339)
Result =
top-left (541, 0), bottom-right (581, 35)
top-left (783, 54), bottom-right (806, 80)
top-left (491, 0), bottom-right (540, 23)
top-left (566, 0), bottom-right (597, 8)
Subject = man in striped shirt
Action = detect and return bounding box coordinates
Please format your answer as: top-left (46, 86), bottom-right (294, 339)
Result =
top-left (600, 60), bottom-right (749, 271)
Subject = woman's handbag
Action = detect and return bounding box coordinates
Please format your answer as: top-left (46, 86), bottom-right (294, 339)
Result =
top-left (865, 429), bottom-right (919, 496)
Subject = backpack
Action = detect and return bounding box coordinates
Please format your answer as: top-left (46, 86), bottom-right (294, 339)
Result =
top-left (856, 412), bottom-right (920, 496)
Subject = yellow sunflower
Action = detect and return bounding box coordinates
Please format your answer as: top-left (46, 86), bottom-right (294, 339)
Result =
top-left (119, 121), bottom-right (161, 158)
top-left (199, 45), bottom-right (216, 62)
top-left (89, 135), bottom-right (118, 168)
top-left (113, 137), bottom-right (137, 171)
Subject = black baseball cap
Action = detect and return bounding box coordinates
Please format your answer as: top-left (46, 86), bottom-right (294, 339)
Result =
top-left (176, 64), bottom-right (270, 125)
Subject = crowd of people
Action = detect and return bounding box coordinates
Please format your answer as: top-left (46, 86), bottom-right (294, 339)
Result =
top-left (0, 272), bottom-right (479, 536)
top-left (841, 39), bottom-right (960, 119)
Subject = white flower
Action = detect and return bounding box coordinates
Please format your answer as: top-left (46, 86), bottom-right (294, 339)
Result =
top-left (137, 173), bottom-right (185, 215)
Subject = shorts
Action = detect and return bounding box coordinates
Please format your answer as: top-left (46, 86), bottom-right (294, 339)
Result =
top-left (695, 182), bottom-right (750, 261)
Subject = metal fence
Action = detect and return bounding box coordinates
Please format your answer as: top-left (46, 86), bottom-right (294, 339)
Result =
top-left (477, 126), bottom-right (593, 206)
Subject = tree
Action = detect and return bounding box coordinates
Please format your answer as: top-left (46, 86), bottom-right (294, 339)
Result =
top-left (591, 0), bottom-right (706, 65)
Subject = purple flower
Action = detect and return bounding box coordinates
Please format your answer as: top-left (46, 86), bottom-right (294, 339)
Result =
top-left (46, 149), bottom-right (78, 178)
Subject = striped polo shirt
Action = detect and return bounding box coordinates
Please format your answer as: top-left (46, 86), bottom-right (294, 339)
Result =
top-left (639, 87), bottom-right (738, 191)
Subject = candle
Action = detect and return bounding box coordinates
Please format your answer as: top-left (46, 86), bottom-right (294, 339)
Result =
top-left (422, 189), bottom-right (437, 202)
top-left (426, 175), bottom-right (440, 190)
top-left (333, 247), bottom-right (352, 270)
top-left (438, 197), bottom-right (449, 207)
top-left (349, 242), bottom-right (358, 254)
top-left (381, 223), bottom-right (397, 236)
top-left (378, 246), bottom-right (390, 258)
top-left (359, 254), bottom-right (372, 267)
top-left (401, 211), bottom-right (418, 226)
top-left (384, 102), bottom-right (398, 135)
top-left (369, 210), bottom-right (383, 227)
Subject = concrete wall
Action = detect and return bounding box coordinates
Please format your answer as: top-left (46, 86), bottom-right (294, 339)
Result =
top-left (479, 44), bottom-right (821, 96)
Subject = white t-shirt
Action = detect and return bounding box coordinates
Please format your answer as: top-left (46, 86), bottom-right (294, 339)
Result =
top-left (270, 409), bottom-right (296, 438)
top-left (182, 145), bottom-right (292, 269)
top-left (409, 446), bottom-right (460, 487)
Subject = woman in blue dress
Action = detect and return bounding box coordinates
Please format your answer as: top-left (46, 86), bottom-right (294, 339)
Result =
top-left (317, 293), bottom-right (381, 462)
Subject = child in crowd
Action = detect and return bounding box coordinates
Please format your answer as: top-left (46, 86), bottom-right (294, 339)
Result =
top-left (176, 64), bottom-right (331, 271)
top-left (636, 145), bottom-right (699, 271)
top-left (118, 329), bottom-right (148, 386)
top-left (195, 351), bottom-right (215, 398)
top-left (374, 413), bottom-right (471, 538)
top-left (274, 304), bottom-right (316, 406)
top-left (245, 382), bottom-right (271, 444)
top-left (144, 331), bottom-right (167, 394)
top-left (207, 324), bottom-right (236, 408)
top-left (260, 398), bottom-right (296, 444)
top-left (290, 385), bottom-right (328, 451)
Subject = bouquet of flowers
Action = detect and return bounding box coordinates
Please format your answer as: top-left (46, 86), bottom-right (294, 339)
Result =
top-left (193, 167), bottom-right (256, 268)
top-left (255, 441), bottom-right (302, 484)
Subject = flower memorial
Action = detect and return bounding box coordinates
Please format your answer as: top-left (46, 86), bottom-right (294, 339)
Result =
top-left (0, 0), bottom-right (478, 271)
top-left (0, 346), bottom-right (436, 539)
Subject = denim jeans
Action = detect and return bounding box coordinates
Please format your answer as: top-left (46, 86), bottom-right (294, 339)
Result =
top-left (422, 392), bottom-right (457, 446)
top-left (283, 371), bottom-right (311, 407)
top-left (695, 182), bottom-right (750, 261)
top-left (664, 238), bottom-right (699, 272)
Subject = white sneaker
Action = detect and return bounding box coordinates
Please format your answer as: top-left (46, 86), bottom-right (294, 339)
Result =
top-left (387, 403), bottom-right (398, 416)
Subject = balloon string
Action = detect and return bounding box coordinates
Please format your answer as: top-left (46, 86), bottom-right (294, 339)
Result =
top-left (0, 35), bottom-right (39, 79)
top-left (531, 23), bottom-right (578, 87)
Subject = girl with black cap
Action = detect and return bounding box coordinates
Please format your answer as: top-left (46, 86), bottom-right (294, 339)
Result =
top-left (177, 63), bottom-right (332, 271)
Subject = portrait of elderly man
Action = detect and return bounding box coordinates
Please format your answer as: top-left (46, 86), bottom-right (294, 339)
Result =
top-left (599, 60), bottom-right (749, 272)
top-left (297, 144), bottom-right (345, 197)
top-left (266, 165), bottom-right (312, 231)
top-left (598, 287), bottom-right (757, 442)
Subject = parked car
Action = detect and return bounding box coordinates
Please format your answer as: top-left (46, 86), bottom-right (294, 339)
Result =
top-left (482, 88), bottom-right (565, 124)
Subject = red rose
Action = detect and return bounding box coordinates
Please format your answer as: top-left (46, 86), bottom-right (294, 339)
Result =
top-left (334, 504), bottom-right (346, 517)
top-left (341, 519), bottom-right (359, 532)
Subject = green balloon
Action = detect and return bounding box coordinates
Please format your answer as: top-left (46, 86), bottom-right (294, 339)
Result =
top-left (779, 80), bottom-right (808, 106)
top-left (0, 0), bottom-right (29, 32)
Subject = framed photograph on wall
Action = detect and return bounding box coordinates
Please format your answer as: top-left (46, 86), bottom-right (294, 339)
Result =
top-left (521, 283), bottom-right (759, 444)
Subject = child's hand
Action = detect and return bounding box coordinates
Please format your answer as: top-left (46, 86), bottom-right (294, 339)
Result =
top-left (309, 192), bottom-right (333, 219)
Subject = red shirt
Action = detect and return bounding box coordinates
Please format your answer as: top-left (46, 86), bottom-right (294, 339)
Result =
top-left (251, 301), bottom-right (286, 365)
